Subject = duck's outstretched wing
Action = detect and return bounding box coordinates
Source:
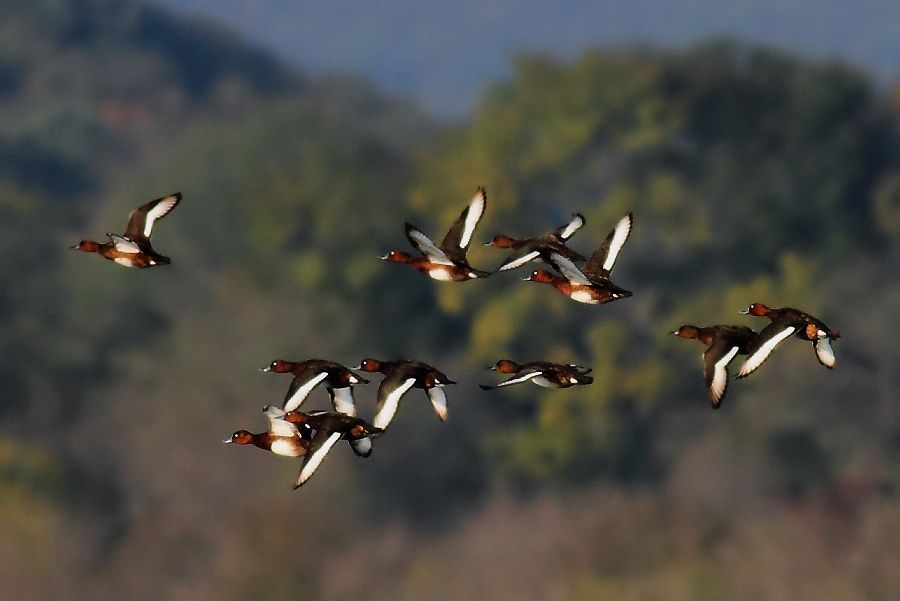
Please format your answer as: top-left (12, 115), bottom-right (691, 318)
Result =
top-left (106, 234), bottom-right (141, 253)
top-left (737, 323), bottom-right (797, 378)
top-left (547, 253), bottom-right (591, 285)
top-left (495, 248), bottom-right (543, 272)
top-left (327, 386), bottom-right (357, 416)
top-left (349, 436), bottom-right (374, 457)
top-left (703, 343), bottom-right (741, 408)
top-left (426, 386), bottom-right (449, 421)
top-left (814, 338), bottom-right (836, 369)
top-left (263, 405), bottom-right (304, 438)
top-left (440, 187), bottom-right (487, 260)
top-left (554, 213), bottom-right (586, 241)
top-left (125, 193), bottom-right (181, 241)
top-left (282, 369), bottom-right (330, 413)
top-left (479, 369), bottom-right (544, 390)
top-left (582, 212), bottom-right (633, 280)
top-left (373, 374), bottom-right (418, 430)
top-left (405, 223), bottom-right (454, 264)
top-left (294, 428), bottom-right (343, 488)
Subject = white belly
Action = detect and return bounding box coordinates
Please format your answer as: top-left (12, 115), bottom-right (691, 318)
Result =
top-left (570, 290), bottom-right (599, 304)
top-left (532, 376), bottom-right (558, 388)
top-left (114, 258), bottom-right (136, 267)
top-left (270, 439), bottom-right (302, 457)
top-left (428, 267), bottom-right (455, 281)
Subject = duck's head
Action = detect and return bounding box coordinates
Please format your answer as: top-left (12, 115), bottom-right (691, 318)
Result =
top-left (261, 359), bottom-right (294, 373)
top-left (740, 303), bottom-right (771, 316)
top-left (488, 359), bottom-right (521, 373)
top-left (670, 325), bottom-right (700, 339)
top-left (70, 240), bottom-right (100, 253)
top-left (354, 358), bottom-right (384, 373)
top-left (224, 430), bottom-right (253, 445)
top-left (523, 269), bottom-right (555, 283)
top-left (282, 410), bottom-right (308, 424)
top-left (485, 235), bottom-right (515, 248)
top-left (381, 250), bottom-right (413, 263)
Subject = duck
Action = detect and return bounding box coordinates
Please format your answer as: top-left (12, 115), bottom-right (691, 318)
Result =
top-left (282, 409), bottom-right (384, 488)
top-left (355, 358), bottom-right (455, 429)
top-left (669, 324), bottom-right (758, 408)
top-left (382, 187), bottom-right (491, 281)
top-left (71, 193), bottom-right (181, 268)
top-left (479, 360), bottom-right (594, 389)
top-left (223, 405), bottom-right (310, 457)
top-left (524, 212), bottom-right (633, 304)
top-left (736, 303), bottom-right (841, 378)
top-left (261, 359), bottom-right (368, 415)
top-left (485, 213), bottom-right (587, 272)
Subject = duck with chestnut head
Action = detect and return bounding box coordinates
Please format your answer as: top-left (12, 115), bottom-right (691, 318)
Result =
top-left (670, 324), bottom-right (758, 408)
top-left (524, 213), bottom-right (633, 305)
top-left (382, 187), bottom-right (491, 281)
top-left (355, 358), bottom-right (455, 429)
top-left (737, 303), bottom-right (841, 377)
top-left (485, 212), bottom-right (586, 272)
top-left (71, 193), bottom-right (181, 268)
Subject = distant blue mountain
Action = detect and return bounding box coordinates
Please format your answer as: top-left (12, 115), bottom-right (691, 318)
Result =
top-left (154, 0), bottom-right (900, 116)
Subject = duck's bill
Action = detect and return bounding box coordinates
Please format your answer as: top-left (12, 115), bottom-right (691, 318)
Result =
top-left (259, 365), bottom-right (272, 372)
top-left (222, 438), bottom-right (233, 444)
top-left (738, 308), bottom-right (750, 314)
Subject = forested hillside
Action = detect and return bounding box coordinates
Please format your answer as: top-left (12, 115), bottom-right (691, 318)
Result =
top-left (2, 2), bottom-right (900, 599)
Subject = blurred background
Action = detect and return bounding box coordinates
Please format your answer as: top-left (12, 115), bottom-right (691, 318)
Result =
top-left (2, 0), bottom-right (899, 599)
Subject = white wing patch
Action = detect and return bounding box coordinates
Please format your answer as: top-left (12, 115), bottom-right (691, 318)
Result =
top-left (549, 253), bottom-right (591, 285)
top-left (815, 338), bottom-right (836, 368)
top-left (296, 432), bottom-right (342, 486)
top-left (427, 386), bottom-right (449, 421)
top-left (407, 225), bottom-right (454, 264)
top-left (559, 213), bottom-right (585, 240)
top-left (282, 371), bottom-right (329, 412)
top-left (602, 213), bottom-right (633, 272)
top-left (374, 377), bottom-right (417, 429)
top-left (458, 188), bottom-right (486, 249)
top-left (108, 234), bottom-right (141, 253)
top-left (709, 346), bottom-right (740, 405)
top-left (493, 371), bottom-right (546, 388)
top-left (143, 194), bottom-right (180, 237)
top-left (497, 250), bottom-right (541, 271)
top-left (329, 387), bottom-right (357, 416)
top-left (737, 326), bottom-right (796, 378)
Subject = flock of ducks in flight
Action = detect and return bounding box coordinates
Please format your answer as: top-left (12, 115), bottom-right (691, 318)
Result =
top-left (71, 188), bottom-right (841, 488)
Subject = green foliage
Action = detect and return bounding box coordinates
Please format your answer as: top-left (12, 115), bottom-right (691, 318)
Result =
top-left (4, 4), bottom-right (900, 596)
top-left (411, 42), bottom-right (900, 485)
